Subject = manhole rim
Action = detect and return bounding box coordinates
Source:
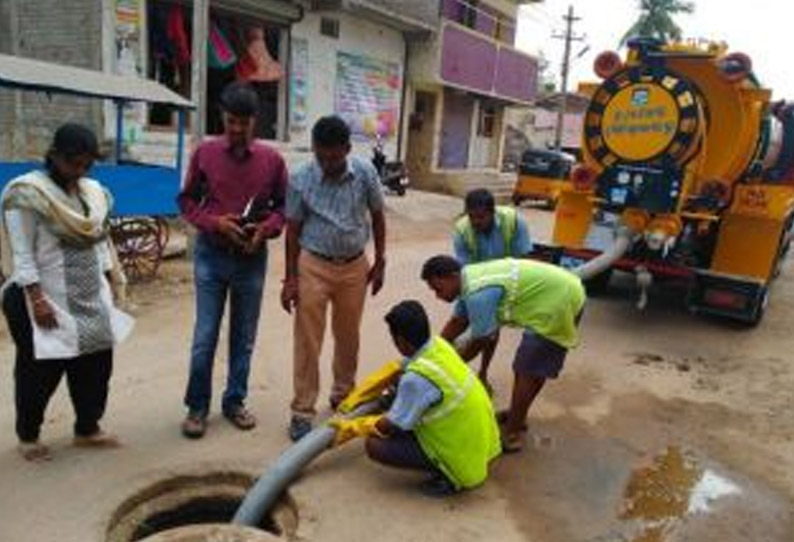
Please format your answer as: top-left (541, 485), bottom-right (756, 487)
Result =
top-left (105, 469), bottom-right (298, 542)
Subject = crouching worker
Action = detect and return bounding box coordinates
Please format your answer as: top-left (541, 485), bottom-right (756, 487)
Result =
top-left (330, 300), bottom-right (501, 496)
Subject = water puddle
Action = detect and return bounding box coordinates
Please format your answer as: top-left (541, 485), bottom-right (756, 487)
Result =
top-left (619, 446), bottom-right (741, 542)
top-left (500, 412), bottom-right (791, 542)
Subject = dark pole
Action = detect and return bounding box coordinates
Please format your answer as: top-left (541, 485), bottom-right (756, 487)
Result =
top-left (191, 0), bottom-right (209, 142)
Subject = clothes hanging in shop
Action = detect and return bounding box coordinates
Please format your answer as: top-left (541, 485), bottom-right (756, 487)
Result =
top-left (166, 4), bottom-right (191, 67)
top-left (236, 27), bottom-right (283, 82)
top-left (149, 4), bottom-right (174, 64)
top-left (208, 21), bottom-right (237, 69)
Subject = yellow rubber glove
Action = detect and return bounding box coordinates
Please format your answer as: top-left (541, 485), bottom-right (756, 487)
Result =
top-left (337, 359), bottom-right (402, 414)
top-left (328, 415), bottom-right (385, 447)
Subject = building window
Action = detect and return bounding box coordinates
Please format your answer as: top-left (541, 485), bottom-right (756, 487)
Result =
top-left (478, 103), bottom-right (496, 138)
top-left (461, 0), bottom-right (478, 29)
top-left (320, 17), bottom-right (340, 39)
top-left (494, 18), bottom-right (503, 41)
top-left (146, 0), bottom-right (286, 139)
top-left (442, 0), bottom-right (514, 43)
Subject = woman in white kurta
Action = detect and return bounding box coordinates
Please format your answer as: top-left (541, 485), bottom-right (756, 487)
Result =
top-left (1, 123), bottom-right (132, 461)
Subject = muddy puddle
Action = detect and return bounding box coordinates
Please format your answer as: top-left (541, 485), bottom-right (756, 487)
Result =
top-left (618, 446), bottom-right (741, 542)
top-left (494, 419), bottom-right (792, 542)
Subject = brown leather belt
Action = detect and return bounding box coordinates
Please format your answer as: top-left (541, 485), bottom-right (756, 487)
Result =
top-left (307, 249), bottom-right (364, 264)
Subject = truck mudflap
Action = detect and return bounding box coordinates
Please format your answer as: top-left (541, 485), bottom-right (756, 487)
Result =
top-left (686, 271), bottom-right (769, 325)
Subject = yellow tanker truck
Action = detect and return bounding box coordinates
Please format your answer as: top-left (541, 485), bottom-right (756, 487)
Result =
top-left (541, 38), bottom-right (794, 324)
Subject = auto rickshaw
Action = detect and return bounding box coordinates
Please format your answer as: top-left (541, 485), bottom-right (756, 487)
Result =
top-left (512, 148), bottom-right (575, 207)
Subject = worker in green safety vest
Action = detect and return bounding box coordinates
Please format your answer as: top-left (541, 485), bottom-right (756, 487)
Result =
top-left (330, 300), bottom-right (501, 496)
top-left (421, 255), bottom-right (585, 453)
top-left (452, 189), bottom-right (533, 393)
top-left (453, 189), bottom-right (533, 264)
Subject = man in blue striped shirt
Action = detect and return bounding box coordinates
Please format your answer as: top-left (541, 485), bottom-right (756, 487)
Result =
top-left (281, 116), bottom-right (387, 441)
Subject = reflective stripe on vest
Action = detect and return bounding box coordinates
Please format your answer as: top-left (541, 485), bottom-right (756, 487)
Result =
top-left (460, 258), bottom-right (586, 348)
top-left (405, 336), bottom-right (502, 489)
top-left (463, 258), bottom-right (521, 323)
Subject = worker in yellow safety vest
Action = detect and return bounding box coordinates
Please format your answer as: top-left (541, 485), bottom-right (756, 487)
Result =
top-left (452, 189), bottom-right (533, 392)
top-left (421, 255), bottom-right (585, 453)
top-left (330, 300), bottom-right (501, 497)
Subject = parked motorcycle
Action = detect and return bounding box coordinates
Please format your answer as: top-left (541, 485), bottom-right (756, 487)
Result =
top-left (372, 136), bottom-right (409, 196)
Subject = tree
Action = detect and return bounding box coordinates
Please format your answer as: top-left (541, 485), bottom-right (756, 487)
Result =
top-left (535, 50), bottom-right (557, 96)
top-left (620, 0), bottom-right (695, 46)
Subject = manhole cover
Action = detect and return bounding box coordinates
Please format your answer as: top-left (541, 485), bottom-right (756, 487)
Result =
top-left (138, 524), bottom-right (278, 542)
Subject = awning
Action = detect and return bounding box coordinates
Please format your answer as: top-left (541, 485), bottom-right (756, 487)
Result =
top-left (0, 53), bottom-right (194, 108)
top-left (310, 0), bottom-right (435, 34)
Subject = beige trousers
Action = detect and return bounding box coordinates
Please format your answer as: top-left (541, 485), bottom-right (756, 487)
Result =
top-left (291, 251), bottom-right (369, 418)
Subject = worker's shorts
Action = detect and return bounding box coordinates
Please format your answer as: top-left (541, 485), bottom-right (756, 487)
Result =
top-left (512, 311), bottom-right (583, 379)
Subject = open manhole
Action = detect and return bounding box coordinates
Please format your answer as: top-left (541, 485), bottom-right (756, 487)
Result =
top-left (106, 471), bottom-right (298, 542)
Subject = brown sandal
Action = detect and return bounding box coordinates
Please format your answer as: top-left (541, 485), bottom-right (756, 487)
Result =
top-left (182, 413), bottom-right (207, 439)
top-left (224, 407), bottom-right (257, 431)
top-left (73, 431), bottom-right (121, 448)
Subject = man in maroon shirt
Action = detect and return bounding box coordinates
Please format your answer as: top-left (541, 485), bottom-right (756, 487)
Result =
top-left (178, 82), bottom-right (287, 439)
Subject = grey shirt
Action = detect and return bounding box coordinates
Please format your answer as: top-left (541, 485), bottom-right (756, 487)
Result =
top-left (286, 156), bottom-right (384, 258)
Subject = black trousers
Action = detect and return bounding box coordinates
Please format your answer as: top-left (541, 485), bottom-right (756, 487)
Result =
top-left (2, 284), bottom-right (113, 442)
top-left (365, 431), bottom-right (439, 474)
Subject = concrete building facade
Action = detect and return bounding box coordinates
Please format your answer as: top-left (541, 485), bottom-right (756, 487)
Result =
top-left (0, 0), bottom-right (429, 172)
top-left (1, 0), bottom-right (538, 199)
top-left (399, 0), bottom-right (540, 196)
top-left (0, 0), bottom-right (104, 160)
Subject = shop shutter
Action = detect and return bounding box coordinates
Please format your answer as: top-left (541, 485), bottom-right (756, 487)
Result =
top-left (211, 0), bottom-right (302, 25)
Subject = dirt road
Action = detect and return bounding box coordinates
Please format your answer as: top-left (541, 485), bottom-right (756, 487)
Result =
top-left (0, 191), bottom-right (792, 542)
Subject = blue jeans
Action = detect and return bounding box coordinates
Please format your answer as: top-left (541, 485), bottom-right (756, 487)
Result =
top-left (184, 234), bottom-right (267, 416)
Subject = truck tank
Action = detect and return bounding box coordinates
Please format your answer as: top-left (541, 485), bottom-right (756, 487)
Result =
top-left (543, 38), bottom-right (794, 324)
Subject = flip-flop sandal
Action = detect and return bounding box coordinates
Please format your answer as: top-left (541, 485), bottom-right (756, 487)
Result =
top-left (17, 441), bottom-right (52, 462)
top-left (501, 433), bottom-right (524, 454)
top-left (495, 410), bottom-right (529, 432)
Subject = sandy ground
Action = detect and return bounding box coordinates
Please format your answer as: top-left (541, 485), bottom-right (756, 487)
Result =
top-left (0, 190), bottom-right (792, 542)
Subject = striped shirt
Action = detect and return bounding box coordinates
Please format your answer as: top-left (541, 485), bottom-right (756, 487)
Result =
top-left (286, 156), bottom-right (384, 258)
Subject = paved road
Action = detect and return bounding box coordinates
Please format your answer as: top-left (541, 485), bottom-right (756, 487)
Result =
top-left (0, 191), bottom-right (791, 541)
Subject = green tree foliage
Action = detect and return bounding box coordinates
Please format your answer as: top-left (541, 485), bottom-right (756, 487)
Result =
top-left (620, 0), bottom-right (695, 46)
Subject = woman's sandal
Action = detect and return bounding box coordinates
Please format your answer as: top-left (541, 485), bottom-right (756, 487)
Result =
top-left (73, 431), bottom-right (121, 448)
top-left (17, 441), bottom-right (52, 462)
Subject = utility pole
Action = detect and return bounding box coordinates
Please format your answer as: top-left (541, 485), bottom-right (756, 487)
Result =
top-left (552, 5), bottom-right (584, 151)
top-left (191, 0), bottom-right (210, 143)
